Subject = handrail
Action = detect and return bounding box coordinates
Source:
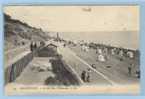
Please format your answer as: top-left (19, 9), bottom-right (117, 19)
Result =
top-left (4, 45), bottom-right (45, 85)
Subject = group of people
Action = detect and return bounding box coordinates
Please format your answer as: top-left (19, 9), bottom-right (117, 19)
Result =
top-left (81, 45), bottom-right (89, 52)
top-left (81, 68), bottom-right (91, 83)
top-left (65, 40), bottom-right (140, 80)
top-left (30, 41), bottom-right (37, 52)
top-left (128, 63), bottom-right (140, 78)
top-left (110, 47), bottom-right (135, 59)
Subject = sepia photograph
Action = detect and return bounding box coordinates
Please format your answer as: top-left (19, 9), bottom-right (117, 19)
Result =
top-left (3, 5), bottom-right (140, 95)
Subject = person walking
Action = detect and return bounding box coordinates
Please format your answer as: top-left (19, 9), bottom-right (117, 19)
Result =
top-left (86, 68), bottom-right (91, 82)
top-left (136, 70), bottom-right (140, 78)
top-left (34, 42), bottom-right (37, 50)
top-left (81, 70), bottom-right (86, 82)
top-left (30, 41), bottom-right (34, 52)
top-left (128, 64), bottom-right (132, 76)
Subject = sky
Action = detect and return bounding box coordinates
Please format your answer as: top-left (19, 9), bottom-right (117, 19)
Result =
top-left (4, 6), bottom-right (139, 49)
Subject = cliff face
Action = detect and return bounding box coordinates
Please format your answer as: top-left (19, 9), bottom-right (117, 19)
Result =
top-left (4, 14), bottom-right (50, 50)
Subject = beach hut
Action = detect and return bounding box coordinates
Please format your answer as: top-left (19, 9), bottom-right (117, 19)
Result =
top-left (127, 51), bottom-right (134, 58)
top-left (97, 48), bottom-right (102, 54)
top-left (103, 48), bottom-right (108, 54)
top-left (82, 45), bottom-right (89, 52)
top-left (119, 50), bottom-right (124, 57)
top-left (98, 54), bottom-right (106, 62)
top-left (111, 48), bottom-right (115, 55)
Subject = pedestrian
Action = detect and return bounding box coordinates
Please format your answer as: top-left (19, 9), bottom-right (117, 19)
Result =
top-left (30, 41), bottom-right (33, 52)
top-left (86, 68), bottom-right (91, 82)
top-left (136, 70), bottom-right (140, 78)
top-left (34, 42), bottom-right (37, 50)
top-left (81, 70), bottom-right (86, 82)
top-left (63, 43), bottom-right (66, 47)
top-left (128, 65), bottom-right (132, 76)
top-left (86, 72), bottom-right (90, 82)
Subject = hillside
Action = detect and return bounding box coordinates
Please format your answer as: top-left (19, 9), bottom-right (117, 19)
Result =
top-left (4, 14), bottom-right (50, 51)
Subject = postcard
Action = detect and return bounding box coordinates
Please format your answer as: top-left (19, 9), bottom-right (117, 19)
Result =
top-left (4, 5), bottom-right (140, 95)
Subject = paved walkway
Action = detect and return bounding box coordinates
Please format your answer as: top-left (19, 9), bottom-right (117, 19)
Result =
top-left (14, 57), bottom-right (55, 85)
top-left (5, 51), bottom-right (30, 68)
top-left (57, 45), bottom-right (113, 85)
top-left (4, 44), bottom-right (30, 68)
